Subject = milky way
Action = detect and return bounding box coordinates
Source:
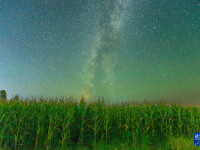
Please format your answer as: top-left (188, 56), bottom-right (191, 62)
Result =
top-left (79, 0), bottom-right (130, 101)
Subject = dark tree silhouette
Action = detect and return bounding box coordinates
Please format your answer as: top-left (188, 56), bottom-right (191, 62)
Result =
top-left (13, 94), bottom-right (19, 101)
top-left (0, 90), bottom-right (7, 100)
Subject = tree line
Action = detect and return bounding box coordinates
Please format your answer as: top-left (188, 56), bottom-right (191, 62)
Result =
top-left (0, 90), bottom-right (19, 101)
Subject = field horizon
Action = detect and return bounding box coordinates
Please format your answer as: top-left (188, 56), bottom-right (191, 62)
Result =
top-left (2, 94), bottom-right (200, 108)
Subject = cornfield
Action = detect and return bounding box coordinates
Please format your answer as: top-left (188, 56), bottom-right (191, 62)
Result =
top-left (0, 96), bottom-right (200, 150)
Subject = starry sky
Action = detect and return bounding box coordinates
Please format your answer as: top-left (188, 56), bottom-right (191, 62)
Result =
top-left (1, 0), bottom-right (200, 105)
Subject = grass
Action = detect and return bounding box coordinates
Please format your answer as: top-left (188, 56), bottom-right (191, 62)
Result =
top-left (0, 96), bottom-right (200, 150)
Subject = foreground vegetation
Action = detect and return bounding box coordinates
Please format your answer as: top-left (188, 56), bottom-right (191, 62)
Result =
top-left (0, 96), bottom-right (200, 150)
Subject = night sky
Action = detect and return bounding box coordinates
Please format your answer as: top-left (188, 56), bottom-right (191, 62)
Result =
top-left (1, 0), bottom-right (200, 105)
